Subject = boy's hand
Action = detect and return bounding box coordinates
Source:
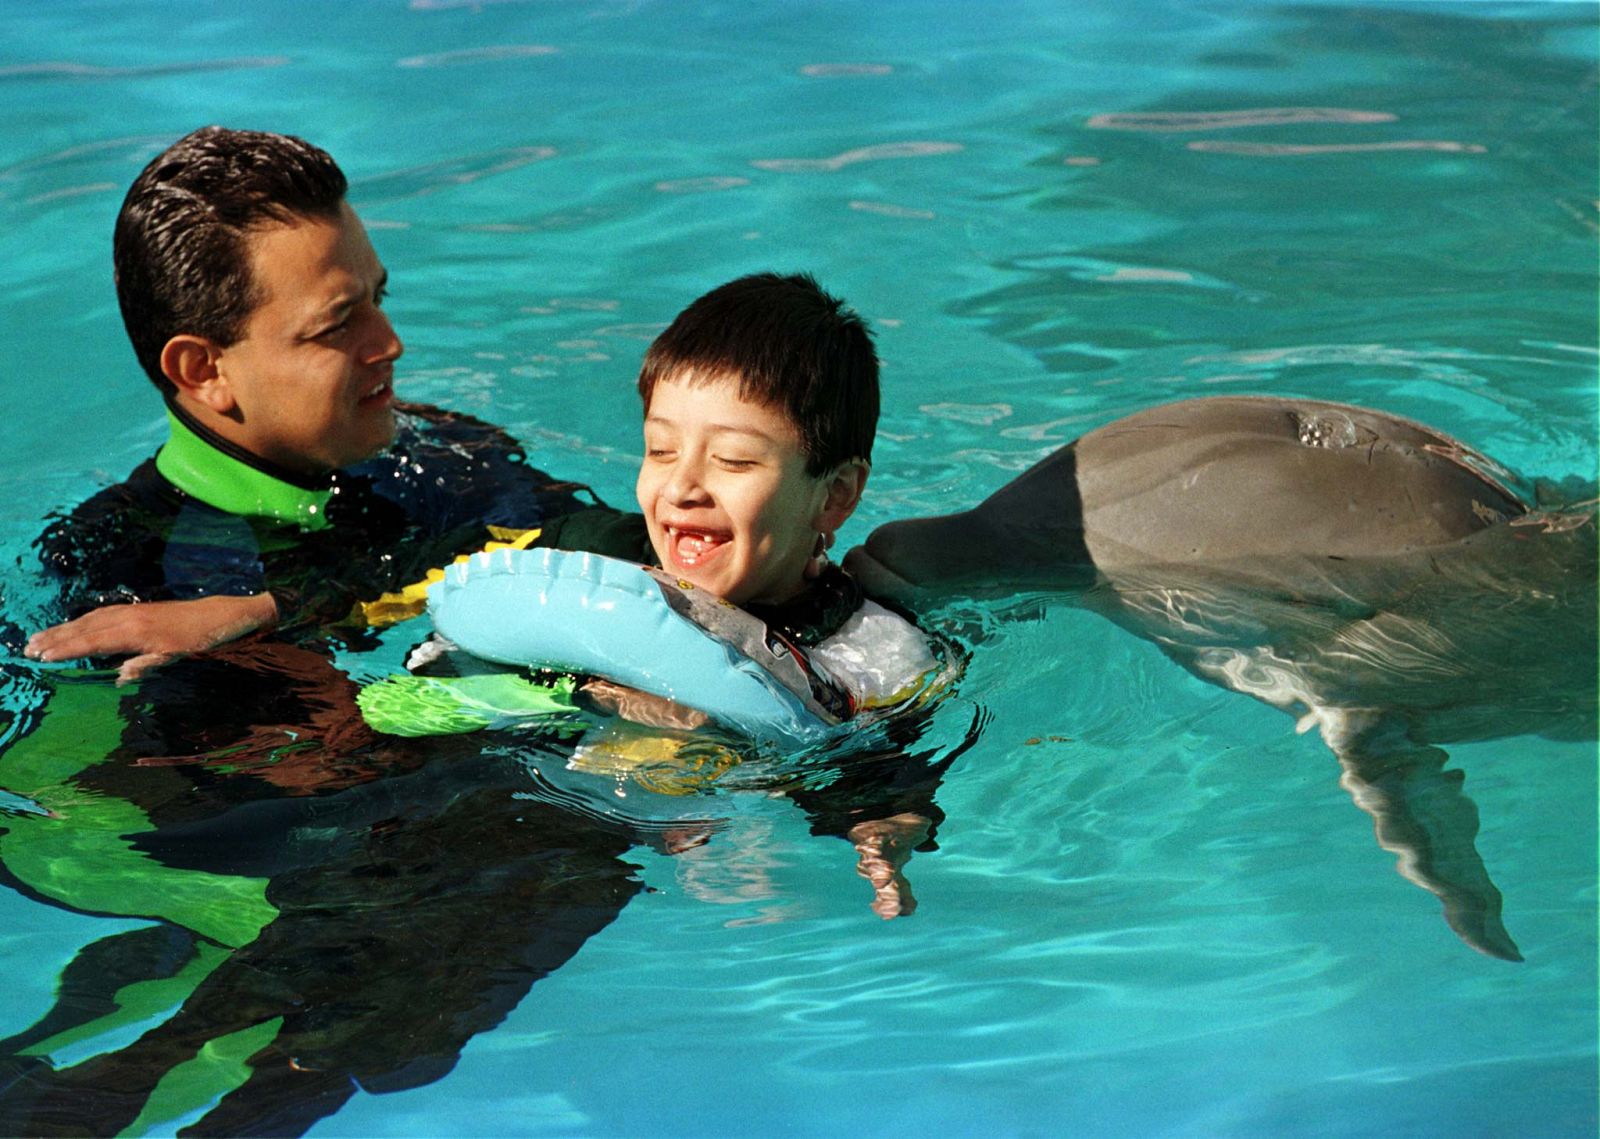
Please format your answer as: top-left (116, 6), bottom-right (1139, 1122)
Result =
top-left (848, 812), bottom-right (932, 919)
top-left (577, 678), bottom-right (710, 731)
top-left (24, 593), bottom-right (280, 684)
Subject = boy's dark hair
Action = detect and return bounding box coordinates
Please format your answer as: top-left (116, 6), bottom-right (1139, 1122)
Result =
top-left (114, 126), bottom-right (349, 392)
top-left (638, 272), bottom-right (879, 475)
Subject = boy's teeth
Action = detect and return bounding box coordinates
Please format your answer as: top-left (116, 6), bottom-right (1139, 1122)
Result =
top-left (673, 529), bottom-right (723, 565)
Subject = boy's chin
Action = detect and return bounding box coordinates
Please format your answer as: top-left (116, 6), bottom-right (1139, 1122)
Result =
top-left (673, 570), bottom-right (758, 607)
top-left (657, 549), bottom-right (806, 608)
top-left (660, 560), bottom-right (732, 600)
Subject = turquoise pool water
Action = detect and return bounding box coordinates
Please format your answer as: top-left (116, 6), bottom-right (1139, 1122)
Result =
top-left (1, 1), bottom-right (1595, 1135)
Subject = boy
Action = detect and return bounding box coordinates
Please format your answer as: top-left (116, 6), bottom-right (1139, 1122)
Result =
top-left (540, 271), bottom-right (946, 918)
top-left (533, 271), bottom-right (938, 717)
top-left (394, 272), bottom-right (946, 916)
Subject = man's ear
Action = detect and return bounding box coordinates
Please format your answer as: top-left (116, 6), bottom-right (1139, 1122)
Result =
top-left (815, 459), bottom-right (870, 534)
top-left (160, 335), bottom-right (236, 414)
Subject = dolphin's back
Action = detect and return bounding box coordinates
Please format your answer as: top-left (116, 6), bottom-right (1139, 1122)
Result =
top-left (1074, 397), bottom-right (1527, 571)
top-left (853, 396), bottom-right (1532, 595)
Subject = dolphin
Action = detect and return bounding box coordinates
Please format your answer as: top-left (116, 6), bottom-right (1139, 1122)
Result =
top-left (845, 396), bottom-right (1598, 961)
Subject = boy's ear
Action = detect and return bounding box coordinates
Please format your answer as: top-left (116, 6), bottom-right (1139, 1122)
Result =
top-left (814, 459), bottom-right (870, 534)
top-left (160, 334), bottom-right (238, 415)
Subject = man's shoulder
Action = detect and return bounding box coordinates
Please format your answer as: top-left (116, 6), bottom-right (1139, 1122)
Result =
top-left (392, 400), bottom-right (515, 440)
top-left (35, 457), bottom-right (177, 573)
top-left (354, 401), bottom-right (600, 534)
top-left (30, 455), bottom-right (210, 615)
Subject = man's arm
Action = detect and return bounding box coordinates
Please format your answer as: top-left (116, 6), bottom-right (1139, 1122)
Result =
top-left (30, 463), bottom-right (286, 676)
top-left (28, 404), bottom-right (608, 671)
top-left (25, 593), bottom-right (279, 684)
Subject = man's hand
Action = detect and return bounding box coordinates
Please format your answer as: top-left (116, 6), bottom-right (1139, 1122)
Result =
top-left (24, 593), bottom-right (280, 684)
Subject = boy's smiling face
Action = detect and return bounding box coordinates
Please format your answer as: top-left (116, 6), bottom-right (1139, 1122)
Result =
top-left (636, 375), bottom-right (863, 606)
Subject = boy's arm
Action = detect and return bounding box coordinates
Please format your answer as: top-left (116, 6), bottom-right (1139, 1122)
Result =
top-left (532, 506), bottom-right (655, 561)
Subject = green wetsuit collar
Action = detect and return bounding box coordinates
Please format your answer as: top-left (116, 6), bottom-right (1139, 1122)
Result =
top-left (155, 405), bottom-right (334, 531)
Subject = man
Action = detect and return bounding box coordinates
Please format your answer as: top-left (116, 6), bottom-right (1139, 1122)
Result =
top-left (24, 125), bottom-right (591, 673)
top-left (1, 127), bottom-right (642, 1135)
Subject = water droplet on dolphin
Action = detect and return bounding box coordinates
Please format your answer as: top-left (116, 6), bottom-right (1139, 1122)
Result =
top-left (1294, 409), bottom-right (1358, 448)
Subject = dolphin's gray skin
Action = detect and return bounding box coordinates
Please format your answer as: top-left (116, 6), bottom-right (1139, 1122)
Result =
top-left (845, 396), bottom-right (1597, 961)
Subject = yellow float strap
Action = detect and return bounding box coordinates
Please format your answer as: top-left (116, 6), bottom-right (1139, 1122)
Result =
top-left (352, 526), bottom-right (543, 628)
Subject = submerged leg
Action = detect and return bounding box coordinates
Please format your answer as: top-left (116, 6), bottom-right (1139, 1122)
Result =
top-left (1320, 711), bottom-right (1521, 962)
top-left (181, 1046), bottom-right (357, 1139)
top-left (0, 925), bottom-right (231, 1138)
top-left (0, 923), bottom-right (200, 1056)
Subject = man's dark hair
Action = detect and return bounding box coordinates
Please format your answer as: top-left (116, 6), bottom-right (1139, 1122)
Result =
top-left (638, 272), bottom-right (879, 475)
top-left (114, 126), bottom-right (348, 392)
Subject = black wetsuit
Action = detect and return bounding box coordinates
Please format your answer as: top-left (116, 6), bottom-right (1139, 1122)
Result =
top-left (34, 401), bottom-right (596, 636)
top-left (0, 402), bottom-right (644, 1136)
top-left (0, 427), bottom-right (972, 1137)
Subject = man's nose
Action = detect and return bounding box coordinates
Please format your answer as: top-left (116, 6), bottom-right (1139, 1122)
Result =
top-left (363, 306), bottom-right (404, 364)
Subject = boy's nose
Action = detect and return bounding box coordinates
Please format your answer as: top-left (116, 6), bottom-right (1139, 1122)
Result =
top-left (663, 457), bottom-right (709, 504)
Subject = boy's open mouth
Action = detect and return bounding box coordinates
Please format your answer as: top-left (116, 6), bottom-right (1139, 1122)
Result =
top-left (665, 525), bottom-right (729, 568)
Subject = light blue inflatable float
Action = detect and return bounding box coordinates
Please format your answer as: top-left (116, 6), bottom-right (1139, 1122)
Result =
top-left (358, 547), bottom-right (842, 744)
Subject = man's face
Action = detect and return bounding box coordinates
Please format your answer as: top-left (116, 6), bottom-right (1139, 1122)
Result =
top-left (211, 202), bottom-right (401, 475)
top-left (636, 375), bottom-right (832, 606)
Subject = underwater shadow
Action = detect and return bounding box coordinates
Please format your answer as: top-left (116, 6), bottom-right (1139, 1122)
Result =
top-left (0, 642), bottom-right (645, 1136)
